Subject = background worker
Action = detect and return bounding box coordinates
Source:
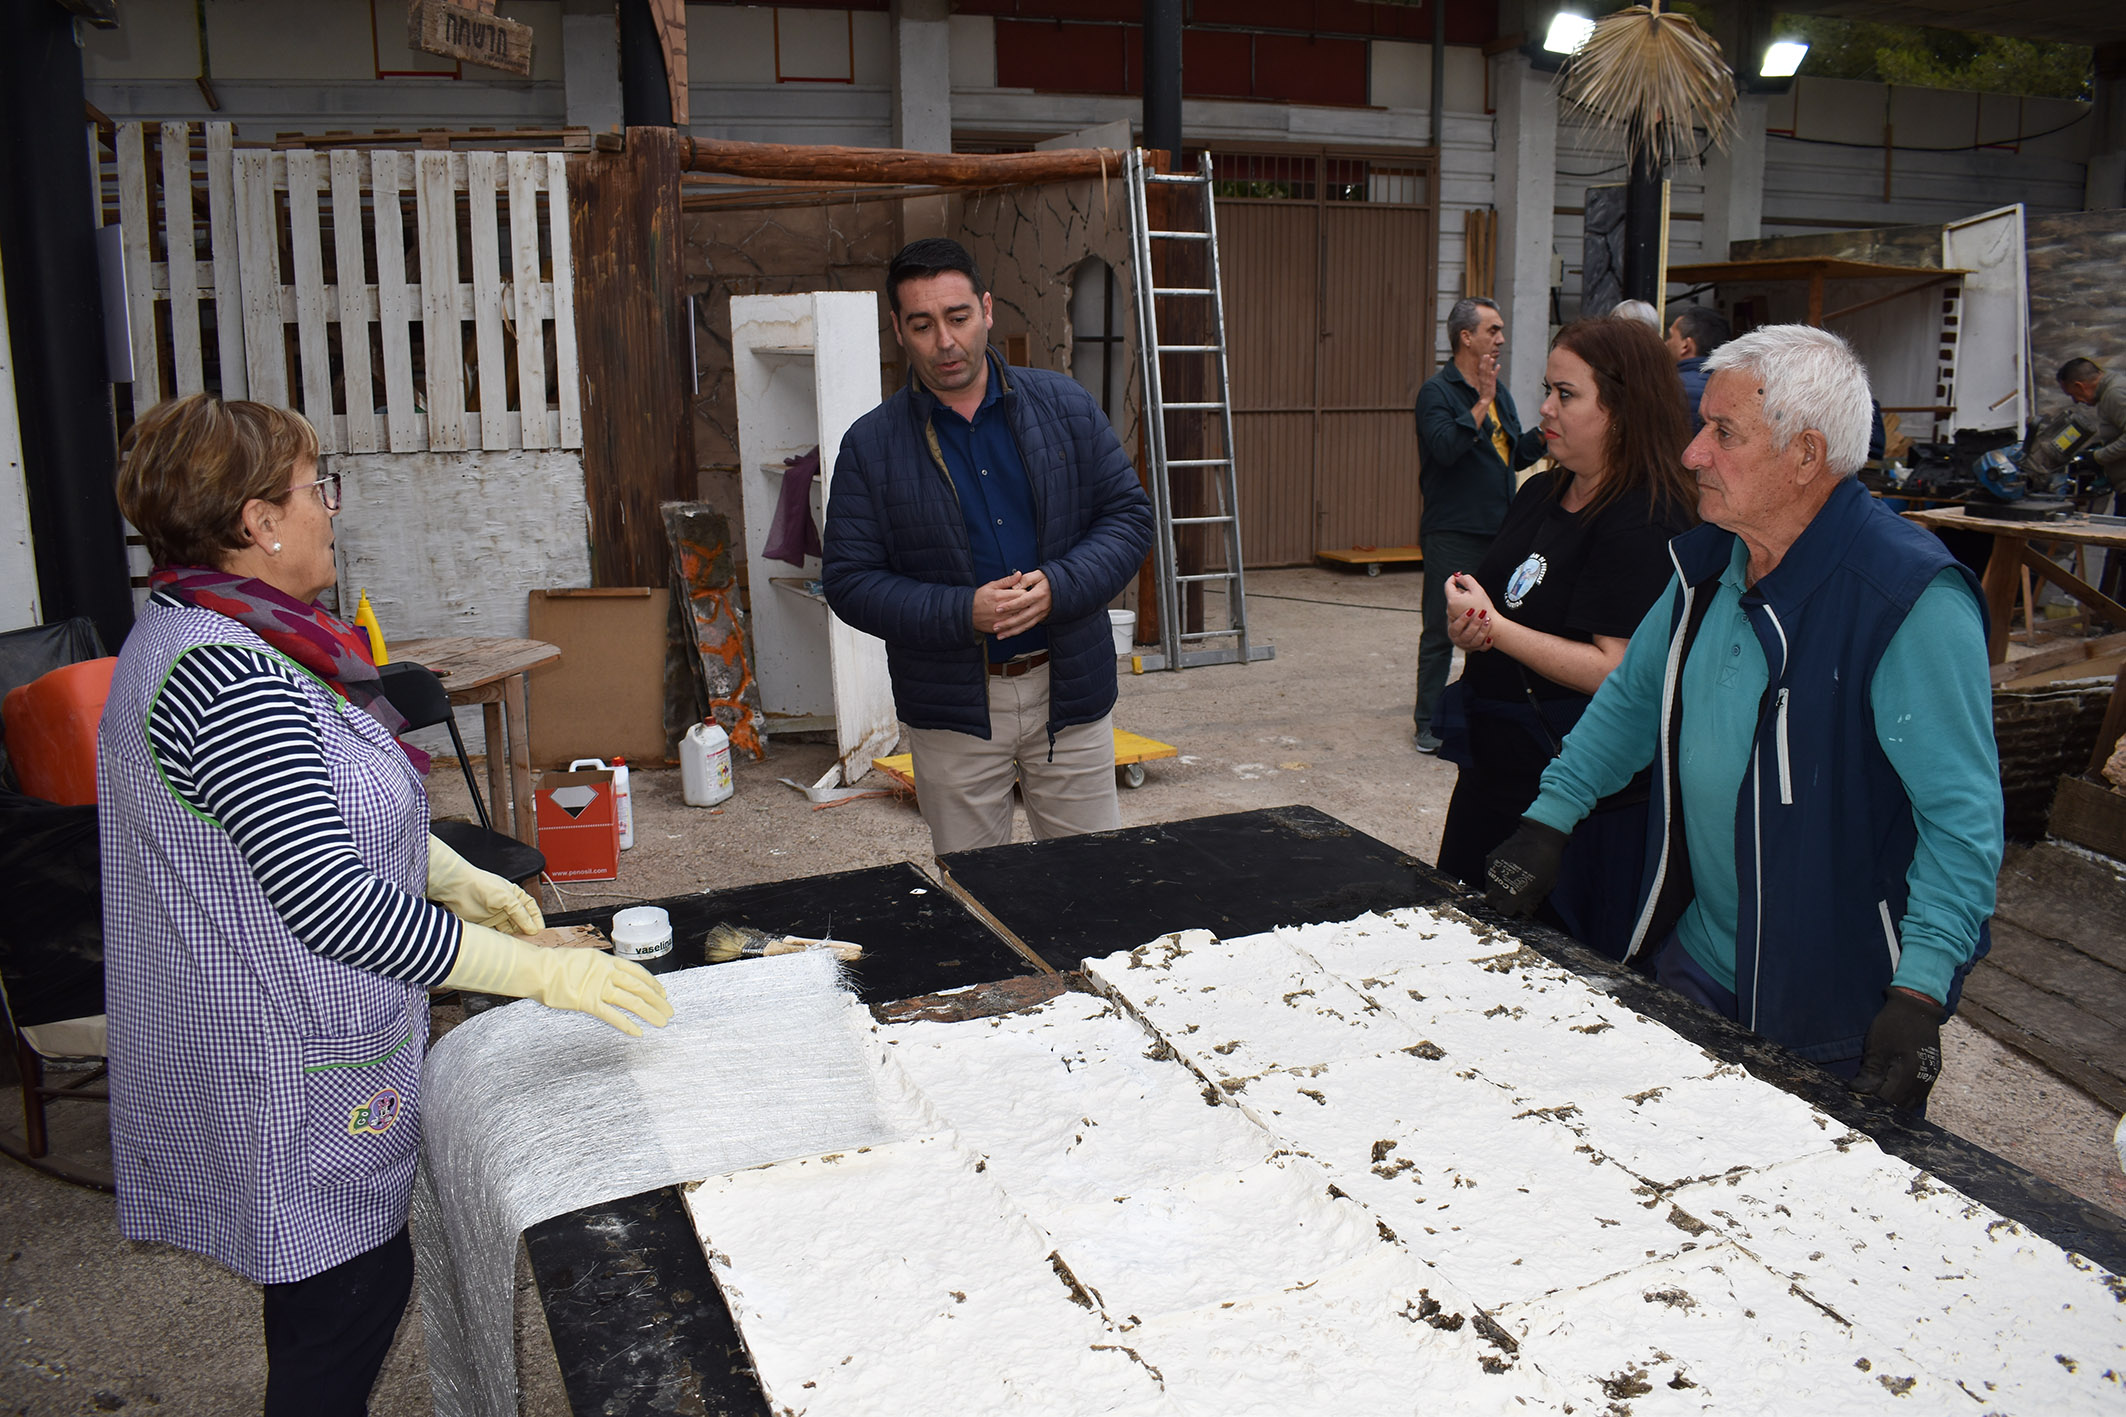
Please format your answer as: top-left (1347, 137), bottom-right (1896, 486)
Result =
top-left (1434, 317), bottom-right (1696, 958)
top-left (1412, 297), bottom-right (1545, 754)
top-left (1484, 326), bottom-right (2003, 1113)
top-left (1664, 305), bottom-right (1731, 435)
top-left (100, 395), bottom-right (671, 1414)
top-left (2058, 357), bottom-right (2126, 474)
top-left (823, 239), bottom-right (1154, 854)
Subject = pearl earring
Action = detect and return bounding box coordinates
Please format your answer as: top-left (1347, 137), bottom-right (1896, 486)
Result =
top-left (270, 541), bottom-right (282, 554)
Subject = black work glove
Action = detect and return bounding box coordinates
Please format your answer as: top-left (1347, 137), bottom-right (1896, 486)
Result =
top-left (1850, 989), bottom-right (1945, 1111)
top-left (1483, 819), bottom-right (1569, 917)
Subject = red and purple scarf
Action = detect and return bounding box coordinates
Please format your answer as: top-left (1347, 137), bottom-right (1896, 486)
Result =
top-left (149, 565), bottom-right (430, 772)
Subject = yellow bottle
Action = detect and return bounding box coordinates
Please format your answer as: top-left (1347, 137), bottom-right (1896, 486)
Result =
top-left (354, 589), bottom-right (390, 665)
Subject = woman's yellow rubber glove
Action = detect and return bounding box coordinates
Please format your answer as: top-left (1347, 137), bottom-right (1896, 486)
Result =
top-left (445, 923), bottom-right (674, 1036)
top-left (426, 833), bottom-right (544, 934)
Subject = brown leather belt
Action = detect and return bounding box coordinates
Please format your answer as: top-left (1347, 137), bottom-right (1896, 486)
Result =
top-left (987, 651), bottom-right (1050, 677)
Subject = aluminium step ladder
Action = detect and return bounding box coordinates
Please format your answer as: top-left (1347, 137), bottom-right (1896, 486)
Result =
top-left (1126, 148), bottom-right (1273, 671)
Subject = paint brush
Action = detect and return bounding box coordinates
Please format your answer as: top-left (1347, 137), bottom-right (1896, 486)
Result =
top-left (701, 922), bottom-right (863, 964)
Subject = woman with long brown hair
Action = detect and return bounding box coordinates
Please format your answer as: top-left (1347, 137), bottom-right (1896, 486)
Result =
top-left (1433, 316), bottom-right (1698, 957)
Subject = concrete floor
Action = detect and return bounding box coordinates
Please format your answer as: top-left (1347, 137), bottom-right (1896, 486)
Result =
top-left (4, 565), bottom-right (2123, 1415)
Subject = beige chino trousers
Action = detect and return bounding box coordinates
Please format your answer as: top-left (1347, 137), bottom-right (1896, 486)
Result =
top-left (906, 662), bottom-right (1119, 855)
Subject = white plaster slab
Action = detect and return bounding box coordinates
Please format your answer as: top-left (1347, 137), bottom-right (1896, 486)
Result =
top-left (1039, 1154), bottom-right (1387, 1323)
top-left (882, 990), bottom-right (1275, 1217)
top-left (685, 1133), bottom-right (1165, 1416)
top-left (1126, 1248), bottom-right (1575, 1416)
top-left (1234, 1052), bottom-right (1695, 1308)
top-left (1554, 1066), bottom-right (1850, 1189)
top-left (1675, 1149), bottom-right (2126, 1413)
top-left (1086, 930), bottom-right (1424, 1078)
top-left (1501, 1244), bottom-right (1977, 1414)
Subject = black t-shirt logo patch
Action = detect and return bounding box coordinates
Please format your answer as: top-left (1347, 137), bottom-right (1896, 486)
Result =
top-left (1505, 553), bottom-right (1548, 609)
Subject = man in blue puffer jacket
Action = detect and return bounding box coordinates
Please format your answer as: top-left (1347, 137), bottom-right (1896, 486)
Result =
top-left (824, 239), bottom-right (1154, 854)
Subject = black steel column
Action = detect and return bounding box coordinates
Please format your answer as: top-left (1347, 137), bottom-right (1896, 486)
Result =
top-left (1621, 148), bottom-right (1665, 306)
top-left (618, 0), bottom-right (673, 127)
top-left (0, 2), bottom-right (132, 649)
top-left (1142, 0), bottom-right (1182, 157)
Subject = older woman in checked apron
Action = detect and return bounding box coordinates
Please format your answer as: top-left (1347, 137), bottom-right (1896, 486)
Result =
top-left (99, 394), bottom-right (672, 1414)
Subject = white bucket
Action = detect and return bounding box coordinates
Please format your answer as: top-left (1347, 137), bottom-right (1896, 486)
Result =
top-left (1109, 608), bottom-right (1136, 656)
top-left (681, 720), bottom-right (735, 807)
top-left (610, 905), bottom-right (673, 961)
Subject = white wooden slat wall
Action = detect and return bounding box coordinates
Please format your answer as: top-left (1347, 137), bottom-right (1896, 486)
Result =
top-left (109, 122), bottom-right (581, 454)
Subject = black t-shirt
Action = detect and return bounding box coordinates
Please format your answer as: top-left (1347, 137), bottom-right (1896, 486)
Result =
top-left (1461, 469), bottom-right (1688, 704)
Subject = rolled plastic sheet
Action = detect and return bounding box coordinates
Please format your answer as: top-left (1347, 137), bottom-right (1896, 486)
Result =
top-left (412, 949), bottom-right (900, 1417)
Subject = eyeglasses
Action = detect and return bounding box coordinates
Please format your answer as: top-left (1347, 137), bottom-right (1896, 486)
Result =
top-left (288, 466), bottom-right (343, 511)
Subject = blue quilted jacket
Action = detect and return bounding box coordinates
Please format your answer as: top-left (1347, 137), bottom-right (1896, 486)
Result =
top-left (822, 351), bottom-right (1154, 739)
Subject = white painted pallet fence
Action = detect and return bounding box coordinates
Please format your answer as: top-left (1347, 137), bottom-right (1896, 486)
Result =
top-left (110, 121), bottom-right (581, 453)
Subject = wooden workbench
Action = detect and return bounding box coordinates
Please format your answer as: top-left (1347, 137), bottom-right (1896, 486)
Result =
top-left (390, 635), bottom-right (558, 846)
top-left (1902, 506), bottom-right (2126, 662)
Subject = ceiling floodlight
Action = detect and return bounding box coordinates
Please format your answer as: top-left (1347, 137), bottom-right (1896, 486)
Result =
top-left (1544, 10), bottom-right (1597, 55)
top-left (1760, 40), bottom-right (1808, 78)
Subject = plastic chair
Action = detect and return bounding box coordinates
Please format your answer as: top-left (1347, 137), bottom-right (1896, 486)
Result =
top-left (0, 618), bottom-right (105, 793)
top-left (4, 658), bottom-right (119, 806)
top-left (377, 662), bottom-right (547, 885)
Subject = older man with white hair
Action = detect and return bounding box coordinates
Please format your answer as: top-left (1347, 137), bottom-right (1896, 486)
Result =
top-left (1483, 325), bottom-right (2003, 1113)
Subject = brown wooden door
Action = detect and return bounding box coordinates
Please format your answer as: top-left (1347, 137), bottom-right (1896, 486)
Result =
top-left (1212, 151), bottom-right (1436, 567)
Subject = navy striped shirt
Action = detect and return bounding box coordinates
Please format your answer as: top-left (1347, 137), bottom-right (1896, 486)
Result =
top-left (144, 623), bottom-right (461, 985)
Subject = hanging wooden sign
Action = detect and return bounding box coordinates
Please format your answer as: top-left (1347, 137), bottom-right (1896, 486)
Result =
top-left (407, 1), bottom-right (533, 77)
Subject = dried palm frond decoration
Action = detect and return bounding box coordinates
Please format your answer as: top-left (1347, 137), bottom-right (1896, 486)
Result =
top-left (1560, 1), bottom-right (1736, 168)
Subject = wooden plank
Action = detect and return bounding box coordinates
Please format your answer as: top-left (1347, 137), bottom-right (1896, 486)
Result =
top-left (159, 121), bottom-right (203, 398)
top-left (569, 131), bottom-right (694, 587)
top-left (408, 0), bottom-right (533, 76)
top-left (1956, 992), bottom-right (2126, 1116)
top-left (1960, 940), bottom-right (2126, 1109)
top-left (506, 152), bottom-right (551, 451)
top-left (284, 150), bottom-right (336, 446)
top-left (547, 153), bottom-right (582, 449)
top-left (1996, 651), bottom-right (2126, 691)
top-left (235, 150), bottom-right (288, 405)
top-left (2089, 661), bottom-right (2126, 777)
top-left (2048, 772), bottom-right (2126, 861)
top-left (205, 122), bottom-right (247, 399)
top-left (465, 151), bottom-right (510, 451)
top-left (416, 150), bottom-right (467, 451)
top-left (329, 150), bottom-right (379, 453)
top-left (1989, 629), bottom-right (2126, 684)
top-left (1979, 919), bottom-right (2126, 1017)
top-left (370, 152), bottom-right (422, 452)
top-left (1995, 844), bottom-right (2126, 976)
top-left (114, 122), bottom-right (162, 402)
top-left (648, 0), bottom-right (687, 128)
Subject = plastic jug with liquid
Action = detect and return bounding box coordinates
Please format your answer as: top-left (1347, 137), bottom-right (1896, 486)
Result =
top-left (681, 721), bottom-right (734, 807)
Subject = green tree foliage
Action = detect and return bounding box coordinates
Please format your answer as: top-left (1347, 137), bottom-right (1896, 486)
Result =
top-left (1770, 14), bottom-right (2091, 100)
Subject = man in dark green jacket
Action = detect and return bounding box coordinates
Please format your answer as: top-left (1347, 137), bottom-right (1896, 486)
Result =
top-left (1412, 297), bottom-right (1543, 751)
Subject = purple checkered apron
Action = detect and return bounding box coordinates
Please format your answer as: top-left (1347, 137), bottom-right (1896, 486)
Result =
top-left (98, 601), bottom-right (432, 1284)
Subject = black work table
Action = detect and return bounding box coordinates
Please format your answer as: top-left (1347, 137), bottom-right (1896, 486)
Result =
top-left (525, 808), bottom-right (2126, 1417)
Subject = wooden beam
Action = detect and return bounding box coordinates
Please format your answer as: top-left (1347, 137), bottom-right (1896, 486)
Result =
top-left (1821, 273), bottom-right (1958, 325)
top-left (569, 128), bottom-right (696, 589)
top-left (2088, 661), bottom-right (2126, 777)
top-left (677, 137), bottom-right (1122, 188)
top-left (2018, 542), bottom-right (2126, 631)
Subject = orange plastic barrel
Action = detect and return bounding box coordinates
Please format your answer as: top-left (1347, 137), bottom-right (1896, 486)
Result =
top-left (4, 657), bottom-right (118, 806)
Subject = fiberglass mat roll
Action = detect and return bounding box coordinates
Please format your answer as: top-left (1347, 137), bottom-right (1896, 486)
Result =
top-left (413, 949), bottom-right (899, 1417)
